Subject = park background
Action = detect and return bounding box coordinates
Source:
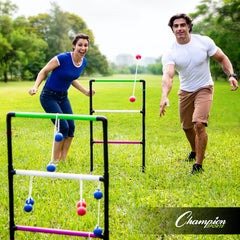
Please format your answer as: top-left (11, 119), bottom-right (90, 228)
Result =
top-left (1, 0), bottom-right (240, 239)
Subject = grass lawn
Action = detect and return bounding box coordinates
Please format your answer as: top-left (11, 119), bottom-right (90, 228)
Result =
top-left (0, 75), bottom-right (239, 239)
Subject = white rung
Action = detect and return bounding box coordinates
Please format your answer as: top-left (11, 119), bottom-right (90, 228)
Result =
top-left (15, 170), bottom-right (102, 181)
top-left (93, 110), bottom-right (141, 113)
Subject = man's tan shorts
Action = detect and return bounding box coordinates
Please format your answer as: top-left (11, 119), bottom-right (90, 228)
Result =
top-left (178, 85), bottom-right (214, 129)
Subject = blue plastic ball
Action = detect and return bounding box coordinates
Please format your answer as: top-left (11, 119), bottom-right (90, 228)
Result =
top-left (25, 197), bottom-right (34, 205)
top-left (94, 189), bottom-right (103, 200)
top-left (46, 163), bottom-right (56, 172)
top-left (93, 226), bottom-right (102, 236)
top-left (55, 132), bottom-right (63, 142)
top-left (24, 204), bottom-right (33, 212)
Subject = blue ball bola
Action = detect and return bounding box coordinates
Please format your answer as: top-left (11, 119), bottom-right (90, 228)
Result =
top-left (24, 203), bottom-right (33, 212)
top-left (55, 132), bottom-right (63, 142)
top-left (46, 163), bottom-right (56, 172)
top-left (93, 226), bottom-right (102, 236)
top-left (94, 189), bottom-right (103, 200)
top-left (25, 197), bottom-right (34, 205)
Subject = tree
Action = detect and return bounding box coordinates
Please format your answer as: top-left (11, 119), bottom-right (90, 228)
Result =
top-left (28, 13), bottom-right (51, 40)
top-left (0, 12), bottom-right (48, 81)
top-left (67, 13), bottom-right (94, 42)
top-left (0, 1), bottom-right (48, 81)
top-left (66, 12), bottom-right (110, 75)
top-left (0, 0), bottom-right (110, 81)
top-left (46, 2), bottom-right (71, 59)
top-left (28, 2), bottom-right (109, 76)
top-left (0, 15), bottom-right (12, 81)
top-left (10, 17), bottom-right (48, 81)
top-left (85, 44), bottom-right (110, 76)
top-left (0, 0), bottom-right (17, 16)
top-left (0, 1), bottom-right (16, 81)
top-left (190, 0), bottom-right (240, 80)
top-left (147, 57), bottom-right (163, 75)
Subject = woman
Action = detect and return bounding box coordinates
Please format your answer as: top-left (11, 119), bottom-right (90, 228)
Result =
top-left (29, 33), bottom-right (95, 163)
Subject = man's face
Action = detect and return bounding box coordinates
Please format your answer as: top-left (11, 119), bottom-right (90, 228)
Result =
top-left (172, 18), bottom-right (191, 43)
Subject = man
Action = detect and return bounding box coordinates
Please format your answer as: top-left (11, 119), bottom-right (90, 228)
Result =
top-left (159, 13), bottom-right (238, 175)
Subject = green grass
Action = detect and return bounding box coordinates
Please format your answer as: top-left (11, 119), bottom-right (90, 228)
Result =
top-left (0, 75), bottom-right (240, 239)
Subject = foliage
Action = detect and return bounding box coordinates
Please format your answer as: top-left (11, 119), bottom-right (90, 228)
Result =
top-left (190, 0), bottom-right (240, 80)
top-left (85, 44), bottom-right (111, 76)
top-left (108, 57), bottom-right (163, 75)
top-left (147, 57), bottom-right (163, 75)
top-left (0, 0), bottom-right (17, 16)
top-left (28, 13), bottom-right (52, 40)
top-left (67, 13), bottom-right (95, 43)
top-left (0, 12), bottom-right (48, 82)
top-left (46, 2), bottom-right (71, 59)
top-left (0, 0), bottom-right (109, 82)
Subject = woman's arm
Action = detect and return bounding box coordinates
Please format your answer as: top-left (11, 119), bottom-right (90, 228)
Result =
top-left (72, 80), bottom-right (96, 96)
top-left (29, 57), bottom-right (59, 95)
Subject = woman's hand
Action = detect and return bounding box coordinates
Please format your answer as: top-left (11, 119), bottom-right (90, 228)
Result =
top-left (85, 89), bottom-right (96, 96)
top-left (29, 87), bottom-right (38, 96)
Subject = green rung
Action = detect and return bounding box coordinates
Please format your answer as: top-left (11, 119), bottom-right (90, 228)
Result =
top-left (14, 112), bottom-right (97, 121)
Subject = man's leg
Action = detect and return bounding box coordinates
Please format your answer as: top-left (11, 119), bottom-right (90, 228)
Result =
top-left (178, 89), bottom-right (196, 161)
top-left (183, 128), bottom-right (196, 153)
top-left (194, 122), bottom-right (208, 165)
top-left (190, 86), bottom-right (213, 174)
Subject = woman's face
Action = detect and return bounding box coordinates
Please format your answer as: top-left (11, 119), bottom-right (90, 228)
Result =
top-left (73, 38), bottom-right (89, 58)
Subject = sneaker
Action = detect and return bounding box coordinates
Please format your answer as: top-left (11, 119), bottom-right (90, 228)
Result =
top-left (191, 163), bottom-right (204, 175)
top-left (184, 151), bottom-right (196, 162)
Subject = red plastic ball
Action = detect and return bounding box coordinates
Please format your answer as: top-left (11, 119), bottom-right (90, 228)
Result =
top-left (129, 96), bottom-right (136, 102)
top-left (77, 199), bottom-right (87, 208)
top-left (136, 54), bottom-right (141, 60)
top-left (77, 206), bottom-right (86, 216)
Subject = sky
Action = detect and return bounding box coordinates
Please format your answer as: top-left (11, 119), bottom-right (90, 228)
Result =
top-left (11, 0), bottom-right (201, 62)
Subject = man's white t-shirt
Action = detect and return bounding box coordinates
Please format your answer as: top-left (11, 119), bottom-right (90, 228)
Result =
top-left (162, 34), bottom-right (218, 92)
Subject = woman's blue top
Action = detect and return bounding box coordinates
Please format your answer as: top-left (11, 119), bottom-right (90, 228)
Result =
top-left (44, 52), bottom-right (87, 92)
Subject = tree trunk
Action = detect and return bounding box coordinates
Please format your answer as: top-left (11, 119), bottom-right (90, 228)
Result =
top-left (4, 71), bottom-right (8, 82)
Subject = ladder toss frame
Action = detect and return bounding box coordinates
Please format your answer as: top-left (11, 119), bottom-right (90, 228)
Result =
top-left (89, 79), bottom-right (146, 172)
top-left (7, 112), bottom-right (109, 240)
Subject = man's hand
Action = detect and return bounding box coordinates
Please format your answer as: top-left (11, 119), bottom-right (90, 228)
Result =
top-left (159, 97), bottom-right (170, 117)
top-left (229, 77), bottom-right (238, 91)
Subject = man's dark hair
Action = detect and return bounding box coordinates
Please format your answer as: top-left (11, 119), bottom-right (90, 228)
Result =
top-left (168, 13), bottom-right (193, 33)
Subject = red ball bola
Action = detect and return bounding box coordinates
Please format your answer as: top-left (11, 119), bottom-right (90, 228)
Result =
top-left (77, 199), bottom-right (86, 216)
top-left (77, 206), bottom-right (86, 216)
top-left (136, 54), bottom-right (141, 60)
top-left (129, 96), bottom-right (136, 102)
top-left (77, 199), bottom-right (87, 208)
